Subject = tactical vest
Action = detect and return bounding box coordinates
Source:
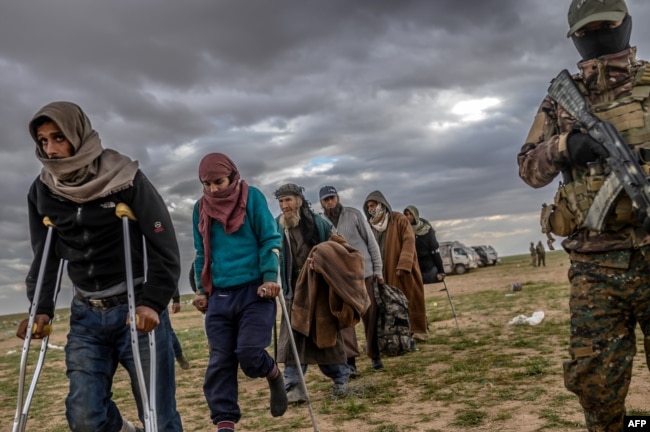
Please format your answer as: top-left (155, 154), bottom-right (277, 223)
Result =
top-left (547, 64), bottom-right (650, 236)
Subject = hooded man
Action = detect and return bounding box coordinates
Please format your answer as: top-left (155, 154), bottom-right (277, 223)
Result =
top-left (517, 1), bottom-right (650, 429)
top-left (403, 205), bottom-right (446, 284)
top-left (17, 101), bottom-right (182, 432)
top-left (363, 191), bottom-right (427, 342)
top-left (274, 183), bottom-right (350, 403)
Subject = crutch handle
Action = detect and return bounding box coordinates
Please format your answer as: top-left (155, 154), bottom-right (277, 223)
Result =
top-left (42, 217), bottom-right (54, 228)
top-left (116, 203), bottom-right (137, 221)
top-left (31, 323), bottom-right (52, 336)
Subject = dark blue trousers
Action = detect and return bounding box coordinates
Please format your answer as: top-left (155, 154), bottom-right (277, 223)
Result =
top-left (203, 281), bottom-right (277, 424)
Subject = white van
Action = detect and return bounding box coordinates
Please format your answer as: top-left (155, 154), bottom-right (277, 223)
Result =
top-left (439, 241), bottom-right (478, 275)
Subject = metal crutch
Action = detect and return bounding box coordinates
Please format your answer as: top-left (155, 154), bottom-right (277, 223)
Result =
top-left (440, 279), bottom-right (461, 334)
top-left (272, 249), bottom-right (319, 432)
top-left (13, 217), bottom-right (64, 432)
top-left (116, 203), bottom-right (158, 432)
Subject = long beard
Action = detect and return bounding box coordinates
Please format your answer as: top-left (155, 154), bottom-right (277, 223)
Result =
top-left (280, 212), bottom-right (301, 228)
top-left (323, 203), bottom-right (342, 225)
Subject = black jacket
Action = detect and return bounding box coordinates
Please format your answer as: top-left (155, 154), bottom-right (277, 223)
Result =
top-left (414, 219), bottom-right (444, 275)
top-left (26, 170), bottom-right (180, 316)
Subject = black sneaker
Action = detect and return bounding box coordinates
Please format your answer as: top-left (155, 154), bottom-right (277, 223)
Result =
top-left (372, 358), bottom-right (384, 370)
top-left (176, 355), bottom-right (190, 370)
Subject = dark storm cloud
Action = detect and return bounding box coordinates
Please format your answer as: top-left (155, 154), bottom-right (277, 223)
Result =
top-left (1, 0), bottom-right (649, 314)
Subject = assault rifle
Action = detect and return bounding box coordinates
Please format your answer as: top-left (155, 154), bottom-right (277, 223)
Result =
top-left (547, 69), bottom-right (650, 233)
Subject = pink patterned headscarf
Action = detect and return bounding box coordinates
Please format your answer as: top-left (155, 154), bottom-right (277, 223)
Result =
top-left (197, 153), bottom-right (248, 294)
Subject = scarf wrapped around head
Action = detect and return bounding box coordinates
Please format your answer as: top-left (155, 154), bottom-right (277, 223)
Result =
top-left (30, 101), bottom-right (138, 203)
top-left (198, 153), bottom-right (249, 295)
top-left (369, 202), bottom-right (389, 232)
top-left (405, 205), bottom-right (431, 236)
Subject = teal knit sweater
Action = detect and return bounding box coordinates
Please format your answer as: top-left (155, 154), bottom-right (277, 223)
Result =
top-left (193, 186), bottom-right (281, 293)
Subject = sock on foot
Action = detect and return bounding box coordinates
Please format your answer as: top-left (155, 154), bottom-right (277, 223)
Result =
top-left (217, 421), bottom-right (235, 432)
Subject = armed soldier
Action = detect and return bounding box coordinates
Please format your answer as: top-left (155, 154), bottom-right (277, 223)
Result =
top-left (517, 1), bottom-right (650, 430)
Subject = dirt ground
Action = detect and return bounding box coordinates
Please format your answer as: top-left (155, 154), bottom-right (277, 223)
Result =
top-left (3, 253), bottom-right (650, 431)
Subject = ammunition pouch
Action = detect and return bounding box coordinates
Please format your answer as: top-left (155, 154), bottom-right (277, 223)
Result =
top-left (540, 186), bottom-right (577, 237)
top-left (543, 175), bottom-right (637, 237)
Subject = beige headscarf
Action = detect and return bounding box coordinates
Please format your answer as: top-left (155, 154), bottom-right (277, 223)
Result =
top-left (30, 101), bottom-right (139, 204)
top-left (405, 205), bottom-right (431, 236)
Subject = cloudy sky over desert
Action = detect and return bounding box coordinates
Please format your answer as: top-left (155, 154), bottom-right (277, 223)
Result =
top-left (2, 0), bottom-right (649, 315)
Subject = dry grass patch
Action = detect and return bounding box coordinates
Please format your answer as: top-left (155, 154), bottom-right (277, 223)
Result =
top-left (2, 251), bottom-right (649, 431)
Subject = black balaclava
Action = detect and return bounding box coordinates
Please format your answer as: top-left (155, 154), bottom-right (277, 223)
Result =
top-left (571, 14), bottom-right (632, 60)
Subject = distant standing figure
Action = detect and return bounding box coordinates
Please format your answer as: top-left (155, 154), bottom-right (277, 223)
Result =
top-left (529, 242), bottom-right (538, 267)
top-left (536, 241), bottom-right (546, 267)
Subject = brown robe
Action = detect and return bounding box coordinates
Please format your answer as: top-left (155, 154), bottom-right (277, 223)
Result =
top-left (364, 190), bottom-right (427, 335)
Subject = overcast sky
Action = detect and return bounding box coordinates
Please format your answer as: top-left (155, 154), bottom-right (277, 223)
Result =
top-left (2, 1), bottom-right (649, 316)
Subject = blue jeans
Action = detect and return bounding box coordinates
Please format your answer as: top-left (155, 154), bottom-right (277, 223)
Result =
top-left (65, 297), bottom-right (183, 431)
top-left (284, 363), bottom-right (349, 389)
top-left (203, 282), bottom-right (277, 424)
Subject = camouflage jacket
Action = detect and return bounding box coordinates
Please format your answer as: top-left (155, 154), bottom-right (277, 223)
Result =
top-left (518, 47), bottom-right (650, 253)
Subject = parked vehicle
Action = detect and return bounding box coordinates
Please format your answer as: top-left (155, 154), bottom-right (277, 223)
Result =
top-left (471, 246), bottom-right (489, 267)
top-left (464, 247), bottom-right (482, 268)
top-left (471, 245), bottom-right (499, 266)
top-left (439, 241), bottom-right (478, 275)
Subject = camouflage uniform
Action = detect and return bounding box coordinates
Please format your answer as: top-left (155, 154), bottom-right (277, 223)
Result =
top-left (518, 47), bottom-right (650, 431)
top-left (529, 242), bottom-right (538, 267)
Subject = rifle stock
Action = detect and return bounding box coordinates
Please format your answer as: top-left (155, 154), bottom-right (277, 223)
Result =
top-left (547, 69), bottom-right (650, 233)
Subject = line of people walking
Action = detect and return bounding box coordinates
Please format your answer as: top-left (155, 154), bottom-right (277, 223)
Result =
top-left (16, 101), bottom-right (445, 432)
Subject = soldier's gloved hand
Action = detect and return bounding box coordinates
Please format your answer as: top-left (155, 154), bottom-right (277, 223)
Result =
top-left (567, 131), bottom-right (608, 166)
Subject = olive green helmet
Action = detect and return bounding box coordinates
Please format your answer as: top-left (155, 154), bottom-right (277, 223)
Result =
top-left (567, 0), bottom-right (628, 37)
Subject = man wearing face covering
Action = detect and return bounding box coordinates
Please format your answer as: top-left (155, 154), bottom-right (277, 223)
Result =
top-left (17, 102), bottom-right (183, 431)
top-left (363, 191), bottom-right (427, 345)
top-left (191, 153), bottom-right (286, 432)
top-left (517, 1), bottom-right (650, 430)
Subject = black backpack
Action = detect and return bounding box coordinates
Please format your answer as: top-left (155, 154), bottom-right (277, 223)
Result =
top-left (373, 281), bottom-right (413, 356)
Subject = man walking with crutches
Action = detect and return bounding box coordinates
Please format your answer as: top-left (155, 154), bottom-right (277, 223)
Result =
top-left (16, 101), bottom-right (183, 432)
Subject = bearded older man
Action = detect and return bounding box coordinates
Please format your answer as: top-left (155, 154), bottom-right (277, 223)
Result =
top-left (274, 183), bottom-right (350, 403)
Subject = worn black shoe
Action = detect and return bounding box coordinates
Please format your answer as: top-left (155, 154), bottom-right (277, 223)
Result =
top-left (372, 358), bottom-right (384, 370)
top-left (348, 364), bottom-right (362, 379)
top-left (176, 355), bottom-right (190, 370)
top-left (332, 382), bottom-right (348, 397)
top-left (268, 373), bottom-right (288, 416)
